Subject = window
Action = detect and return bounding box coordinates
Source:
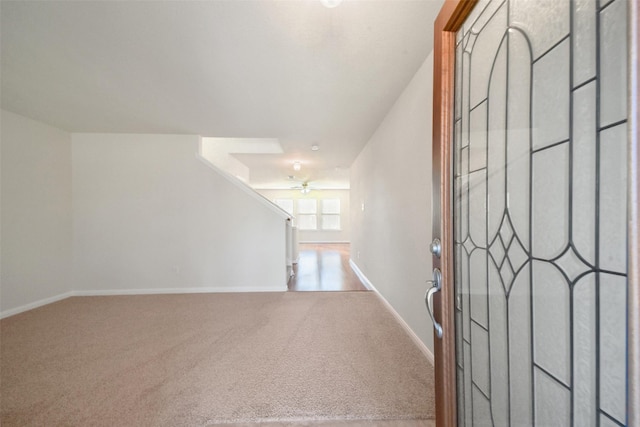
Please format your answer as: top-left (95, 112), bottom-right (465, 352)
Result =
top-left (322, 215), bottom-right (341, 230)
top-left (297, 199), bottom-right (317, 230)
top-left (321, 199), bottom-right (340, 214)
top-left (273, 198), bottom-right (294, 215)
top-left (289, 198), bottom-right (342, 231)
top-left (297, 199), bottom-right (317, 214)
top-left (321, 199), bottom-right (341, 230)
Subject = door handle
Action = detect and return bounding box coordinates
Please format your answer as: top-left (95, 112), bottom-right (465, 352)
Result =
top-left (425, 268), bottom-right (443, 339)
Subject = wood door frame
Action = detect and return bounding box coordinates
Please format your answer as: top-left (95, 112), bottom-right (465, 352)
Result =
top-left (431, 0), bottom-right (639, 426)
top-left (431, 1), bottom-right (476, 426)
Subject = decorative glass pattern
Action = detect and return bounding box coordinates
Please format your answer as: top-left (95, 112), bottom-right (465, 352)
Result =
top-left (453, 0), bottom-right (628, 426)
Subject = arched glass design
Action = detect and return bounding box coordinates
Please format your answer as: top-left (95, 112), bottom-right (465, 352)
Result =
top-left (453, 0), bottom-right (628, 425)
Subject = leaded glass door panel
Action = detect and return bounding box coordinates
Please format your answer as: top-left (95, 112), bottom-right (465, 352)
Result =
top-left (451, 0), bottom-right (629, 425)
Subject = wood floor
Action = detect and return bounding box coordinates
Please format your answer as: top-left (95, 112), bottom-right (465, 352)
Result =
top-left (288, 243), bottom-right (368, 292)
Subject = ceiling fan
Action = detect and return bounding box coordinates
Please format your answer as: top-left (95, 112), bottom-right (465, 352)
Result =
top-left (290, 181), bottom-right (316, 194)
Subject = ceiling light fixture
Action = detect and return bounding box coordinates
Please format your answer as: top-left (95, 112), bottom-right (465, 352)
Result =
top-left (293, 162), bottom-right (301, 171)
top-left (320, 0), bottom-right (342, 8)
top-left (311, 144), bottom-right (319, 151)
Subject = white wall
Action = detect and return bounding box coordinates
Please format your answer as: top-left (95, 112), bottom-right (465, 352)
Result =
top-left (350, 52), bottom-right (435, 353)
top-left (200, 138), bottom-right (250, 183)
top-left (72, 134), bottom-right (288, 294)
top-left (257, 189), bottom-right (350, 243)
top-left (1, 110), bottom-right (73, 313)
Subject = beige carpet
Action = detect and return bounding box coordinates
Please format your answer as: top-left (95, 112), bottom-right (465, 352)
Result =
top-left (1, 292), bottom-right (435, 426)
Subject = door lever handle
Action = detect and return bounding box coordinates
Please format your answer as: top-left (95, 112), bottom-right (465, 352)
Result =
top-left (425, 268), bottom-right (443, 339)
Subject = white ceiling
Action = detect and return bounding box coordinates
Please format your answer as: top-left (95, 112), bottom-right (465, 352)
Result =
top-left (1, 0), bottom-right (443, 189)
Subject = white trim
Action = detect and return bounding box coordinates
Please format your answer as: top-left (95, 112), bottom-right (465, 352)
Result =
top-left (299, 240), bottom-right (351, 244)
top-left (0, 286), bottom-right (287, 319)
top-left (72, 286), bottom-right (287, 296)
top-left (349, 259), bottom-right (435, 365)
top-left (195, 139), bottom-right (290, 220)
top-left (349, 259), bottom-right (374, 290)
top-left (251, 186), bottom-right (351, 191)
top-left (0, 291), bottom-right (74, 319)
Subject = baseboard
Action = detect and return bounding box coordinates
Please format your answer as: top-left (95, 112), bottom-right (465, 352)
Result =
top-left (349, 259), bottom-right (435, 365)
top-left (0, 286), bottom-right (287, 319)
top-left (72, 286), bottom-right (287, 296)
top-left (298, 241), bottom-right (351, 244)
top-left (348, 259), bottom-right (374, 290)
top-left (0, 291), bottom-right (75, 319)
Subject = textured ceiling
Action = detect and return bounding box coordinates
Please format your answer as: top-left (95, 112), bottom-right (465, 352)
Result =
top-left (1, 0), bottom-right (443, 188)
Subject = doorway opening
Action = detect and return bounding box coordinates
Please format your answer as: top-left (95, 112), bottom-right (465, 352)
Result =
top-left (288, 243), bottom-right (368, 292)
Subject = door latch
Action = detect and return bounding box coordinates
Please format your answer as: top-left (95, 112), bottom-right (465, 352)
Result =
top-left (429, 238), bottom-right (442, 258)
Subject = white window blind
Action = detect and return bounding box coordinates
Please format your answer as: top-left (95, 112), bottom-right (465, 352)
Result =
top-left (274, 198), bottom-right (294, 215)
top-left (321, 199), bottom-right (341, 230)
top-left (297, 199), bottom-right (317, 230)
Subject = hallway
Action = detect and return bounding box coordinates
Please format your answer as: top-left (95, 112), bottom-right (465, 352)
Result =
top-left (288, 243), bottom-right (368, 292)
